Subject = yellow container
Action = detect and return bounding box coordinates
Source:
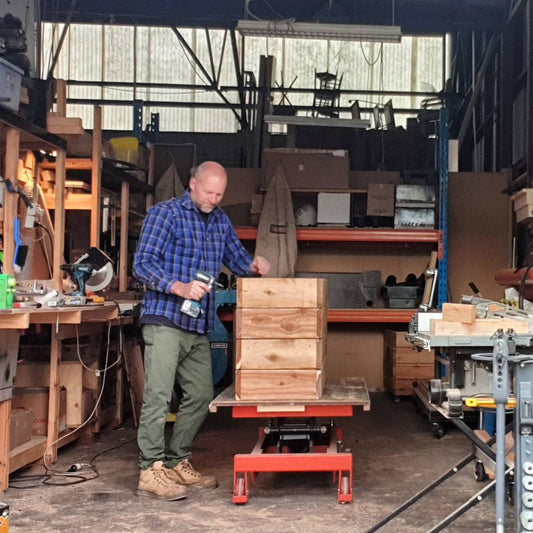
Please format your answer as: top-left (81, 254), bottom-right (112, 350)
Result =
top-left (109, 136), bottom-right (139, 164)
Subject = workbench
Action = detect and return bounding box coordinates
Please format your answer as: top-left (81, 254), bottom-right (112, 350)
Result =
top-left (0, 302), bottom-right (123, 493)
top-left (209, 377), bottom-right (370, 504)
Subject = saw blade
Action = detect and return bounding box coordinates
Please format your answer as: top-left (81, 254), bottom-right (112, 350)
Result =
top-left (85, 262), bottom-right (113, 292)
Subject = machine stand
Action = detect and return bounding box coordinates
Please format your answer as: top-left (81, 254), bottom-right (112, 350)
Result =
top-left (232, 422), bottom-right (352, 504)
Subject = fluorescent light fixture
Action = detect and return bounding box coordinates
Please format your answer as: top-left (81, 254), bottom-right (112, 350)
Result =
top-left (236, 20), bottom-right (402, 43)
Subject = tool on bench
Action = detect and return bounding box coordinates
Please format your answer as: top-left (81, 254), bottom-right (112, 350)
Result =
top-left (465, 397), bottom-right (516, 410)
top-left (61, 247), bottom-right (113, 305)
top-left (0, 274), bottom-right (16, 309)
top-left (461, 294), bottom-right (531, 322)
top-left (181, 270), bottom-right (223, 318)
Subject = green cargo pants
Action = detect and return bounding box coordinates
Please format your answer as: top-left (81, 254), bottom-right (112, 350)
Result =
top-left (137, 324), bottom-right (213, 470)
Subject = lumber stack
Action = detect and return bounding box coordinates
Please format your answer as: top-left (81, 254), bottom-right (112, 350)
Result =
top-left (383, 330), bottom-right (435, 397)
top-left (235, 278), bottom-right (327, 400)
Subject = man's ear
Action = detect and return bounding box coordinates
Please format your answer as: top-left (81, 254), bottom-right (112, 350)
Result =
top-left (189, 177), bottom-right (196, 191)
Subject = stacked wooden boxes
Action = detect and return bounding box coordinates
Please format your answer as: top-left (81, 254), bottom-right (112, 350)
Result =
top-left (235, 278), bottom-right (327, 400)
top-left (383, 329), bottom-right (435, 397)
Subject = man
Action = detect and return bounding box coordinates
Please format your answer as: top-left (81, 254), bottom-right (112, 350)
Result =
top-left (133, 161), bottom-right (270, 501)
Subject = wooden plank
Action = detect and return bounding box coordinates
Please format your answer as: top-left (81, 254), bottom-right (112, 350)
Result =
top-left (0, 312), bottom-right (30, 329)
top-left (45, 193), bottom-right (92, 210)
top-left (420, 250), bottom-right (438, 308)
top-left (45, 330), bottom-right (61, 464)
top-left (119, 180), bottom-right (129, 292)
top-left (91, 106), bottom-right (102, 246)
top-left (46, 116), bottom-right (84, 135)
top-left (235, 369), bottom-right (323, 401)
top-left (3, 127), bottom-right (20, 275)
top-left (442, 302), bottom-right (477, 323)
top-left (235, 307), bottom-right (327, 339)
top-left (237, 277), bottom-right (327, 308)
top-left (8, 435), bottom-right (47, 473)
top-left (53, 149), bottom-right (66, 291)
top-left (0, 400), bottom-right (10, 491)
top-left (236, 338), bottom-right (325, 370)
top-left (430, 318), bottom-right (529, 336)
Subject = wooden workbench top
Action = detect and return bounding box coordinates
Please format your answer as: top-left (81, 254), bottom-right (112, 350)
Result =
top-left (0, 302), bottom-right (120, 329)
top-left (209, 377), bottom-right (370, 412)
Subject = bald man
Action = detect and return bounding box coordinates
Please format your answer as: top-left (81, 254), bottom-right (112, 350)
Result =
top-left (133, 161), bottom-right (269, 501)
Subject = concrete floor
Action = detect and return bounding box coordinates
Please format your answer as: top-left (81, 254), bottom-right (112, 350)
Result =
top-left (4, 392), bottom-right (514, 532)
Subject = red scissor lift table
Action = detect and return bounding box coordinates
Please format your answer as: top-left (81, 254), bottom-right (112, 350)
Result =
top-left (209, 377), bottom-right (370, 504)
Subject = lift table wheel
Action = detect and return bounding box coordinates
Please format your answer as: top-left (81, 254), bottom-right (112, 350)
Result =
top-left (431, 422), bottom-right (445, 439)
top-left (233, 473), bottom-right (248, 504)
top-left (339, 472), bottom-right (352, 504)
top-left (474, 460), bottom-right (488, 482)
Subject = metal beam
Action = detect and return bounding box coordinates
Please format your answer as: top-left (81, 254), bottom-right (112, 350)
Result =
top-left (46, 0), bottom-right (77, 80)
top-left (229, 29), bottom-right (248, 130)
top-left (171, 27), bottom-right (243, 125)
top-left (457, 34), bottom-right (497, 147)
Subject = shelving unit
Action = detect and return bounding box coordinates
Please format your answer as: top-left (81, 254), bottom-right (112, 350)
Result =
top-left (40, 137), bottom-right (153, 292)
top-left (234, 226), bottom-right (441, 324)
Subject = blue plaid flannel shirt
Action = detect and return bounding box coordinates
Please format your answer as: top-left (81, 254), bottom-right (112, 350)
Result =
top-left (133, 190), bottom-right (253, 334)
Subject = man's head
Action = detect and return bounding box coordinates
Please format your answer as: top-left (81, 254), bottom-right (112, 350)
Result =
top-left (189, 161), bottom-right (227, 213)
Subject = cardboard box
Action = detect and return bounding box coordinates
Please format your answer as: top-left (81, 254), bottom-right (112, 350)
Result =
top-left (367, 183), bottom-right (395, 216)
top-left (10, 408), bottom-right (32, 450)
top-left (317, 192), bottom-right (351, 225)
top-left (12, 387), bottom-right (67, 435)
top-left (263, 148), bottom-right (349, 190)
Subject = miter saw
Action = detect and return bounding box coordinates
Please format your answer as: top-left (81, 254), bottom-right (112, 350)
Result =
top-left (61, 247), bottom-right (114, 305)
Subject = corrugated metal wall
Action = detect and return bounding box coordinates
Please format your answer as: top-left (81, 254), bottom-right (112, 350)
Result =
top-left (42, 23), bottom-right (442, 132)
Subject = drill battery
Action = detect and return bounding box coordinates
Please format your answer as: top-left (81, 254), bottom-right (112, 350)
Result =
top-left (0, 274), bottom-right (16, 309)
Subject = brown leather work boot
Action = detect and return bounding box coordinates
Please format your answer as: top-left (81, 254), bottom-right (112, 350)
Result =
top-left (167, 459), bottom-right (218, 489)
top-left (136, 461), bottom-right (188, 501)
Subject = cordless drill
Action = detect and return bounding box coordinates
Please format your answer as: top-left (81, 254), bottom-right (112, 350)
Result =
top-left (180, 271), bottom-right (222, 318)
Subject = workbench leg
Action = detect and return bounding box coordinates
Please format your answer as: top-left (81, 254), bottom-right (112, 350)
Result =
top-left (0, 400), bottom-right (11, 493)
top-left (45, 329), bottom-right (61, 465)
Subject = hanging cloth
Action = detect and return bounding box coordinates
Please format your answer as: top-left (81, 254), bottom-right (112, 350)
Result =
top-left (254, 164), bottom-right (297, 278)
top-left (154, 154), bottom-right (185, 204)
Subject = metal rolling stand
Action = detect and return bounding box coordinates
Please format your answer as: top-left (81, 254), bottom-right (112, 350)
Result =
top-left (367, 332), bottom-right (518, 532)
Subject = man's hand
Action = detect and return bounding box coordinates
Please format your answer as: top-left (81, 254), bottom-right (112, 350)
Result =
top-left (250, 256), bottom-right (270, 276)
top-left (170, 279), bottom-right (210, 300)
